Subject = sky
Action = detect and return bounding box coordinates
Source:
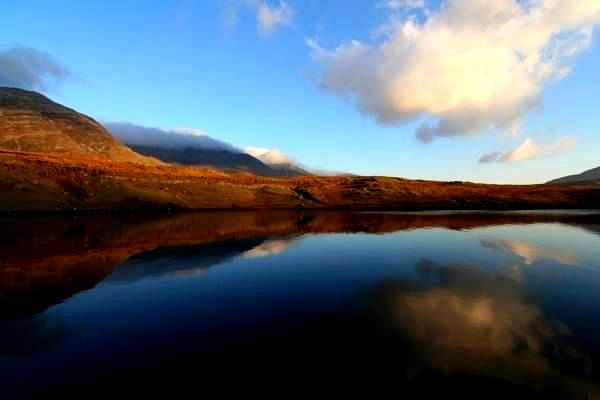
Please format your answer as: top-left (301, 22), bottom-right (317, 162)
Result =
top-left (1, 0), bottom-right (599, 183)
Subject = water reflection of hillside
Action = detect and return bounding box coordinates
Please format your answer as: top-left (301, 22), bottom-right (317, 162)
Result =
top-left (104, 237), bottom-right (273, 283)
top-left (1, 211), bottom-right (599, 319)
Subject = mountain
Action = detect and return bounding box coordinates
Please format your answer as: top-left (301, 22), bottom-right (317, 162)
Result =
top-left (102, 122), bottom-right (310, 177)
top-left (1, 87), bottom-right (600, 212)
top-left (0, 87), bottom-right (308, 177)
top-left (267, 162), bottom-right (312, 177)
top-left (127, 144), bottom-right (290, 176)
top-left (0, 87), bottom-right (158, 165)
top-left (547, 166), bottom-right (600, 185)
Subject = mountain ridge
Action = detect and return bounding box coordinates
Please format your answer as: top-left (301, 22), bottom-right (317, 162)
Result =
top-left (127, 144), bottom-right (307, 177)
top-left (1, 87), bottom-right (600, 212)
top-left (547, 166), bottom-right (600, 185)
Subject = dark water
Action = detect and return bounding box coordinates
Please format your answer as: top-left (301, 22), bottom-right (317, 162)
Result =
top-left (1, 211), bottom-right (600, 399)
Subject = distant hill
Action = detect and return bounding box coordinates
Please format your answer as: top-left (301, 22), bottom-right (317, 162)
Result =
top-left (268, 162), bottom-right (312, 177)
top-left (103, 122), bottom-right (311, 177)
top-left (547, 166), bottom-right (600, 185)
top-left (0, 87), bottom-right (158, 165)
top-left (127, 145), bottom-right (293, 176)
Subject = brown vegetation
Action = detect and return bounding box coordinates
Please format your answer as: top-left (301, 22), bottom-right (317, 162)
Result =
top-left (1, 149), bottom-right (600, 212)
top-left (2, 87), bottom-right (599, 212)
top-left (0, 87), bottom-right (158, 165)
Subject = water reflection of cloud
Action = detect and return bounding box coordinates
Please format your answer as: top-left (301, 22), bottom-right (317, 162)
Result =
top-left (375, 259), bottom-right (596, 398)
top-left (241, 239), bottom-right (296, 259)
top-left (480, 239), bottom-right (578, 266)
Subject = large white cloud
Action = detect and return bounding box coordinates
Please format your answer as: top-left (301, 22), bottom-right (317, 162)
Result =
top-left (308, 0), bottom-right (600, 142)
top-left (0, 47), bottom-right (69, 92)
top-left (479, 136), bottom-right (576, 163)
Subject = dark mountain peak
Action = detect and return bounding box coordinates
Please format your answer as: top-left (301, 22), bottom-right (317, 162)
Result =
top-left (547, 166), bottom-right (600, 185)
top-left (268, 162), bottom-right (312, 177)
top-left (128, 145), bottom-right (310, 177)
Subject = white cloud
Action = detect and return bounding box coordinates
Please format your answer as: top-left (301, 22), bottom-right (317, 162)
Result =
top-left (104, 122), bottom-right (239, 152)
top-left (222, 1), bottom-right (240, 32)
top-left (479, 136), bottom-right (576, 163)
top-left (244, 146), bottom-right (293, 165)
top-left (221, 0), bottom-right (294, 36)
top-left (309, 0), bottom-right (600, 143)
top-left (0, 47), bottom-right (70, 92)
top-left (257, 1), bottom-right (294, 36)
top-left (377, 0), bottom-right (426, 12)
top-left (478, 151), bottom-right (504, 164)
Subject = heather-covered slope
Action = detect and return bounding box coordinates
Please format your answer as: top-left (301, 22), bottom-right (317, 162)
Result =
top-left (0, 87), bottom-right (158, 165)
top-left (1, 149), bottom-right (600, 212)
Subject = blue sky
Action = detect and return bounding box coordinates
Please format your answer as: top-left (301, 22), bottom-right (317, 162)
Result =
top-left (1, 0), bottom-right (599, 183)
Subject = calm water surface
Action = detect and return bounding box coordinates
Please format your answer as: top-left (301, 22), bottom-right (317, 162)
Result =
top-left (1, 211), bottom-right (600, 398)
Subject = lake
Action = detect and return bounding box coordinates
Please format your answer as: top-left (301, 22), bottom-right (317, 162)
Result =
top-left (1, 211), bottom-right (600, 399)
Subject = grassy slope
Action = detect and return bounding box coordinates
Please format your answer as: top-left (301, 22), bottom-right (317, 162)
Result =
top-left (2, 150), bottom-right (600, 212)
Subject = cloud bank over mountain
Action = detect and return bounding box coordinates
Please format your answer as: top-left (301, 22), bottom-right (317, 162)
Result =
top-left (104, 122), bottom-right (317, 174)
top-left (308, 0), bottom-right (600, 143)
top-left (104, 123), bottom-right (305, 167)
top-left (103, 122), bottom-right (239, 152)
top-left (0, 47), bottom-right (70, 92)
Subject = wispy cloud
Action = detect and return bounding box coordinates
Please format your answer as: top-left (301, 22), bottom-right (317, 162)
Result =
top-left (308, 0), bottom-right (600, 143)
top-left (479, 136), bottom-right (576, 164)
top-left (377, 0), bottom-right (425, 12)
top-left (221, 0), bottom-right (294, 36)
top-left (221, 1), bottom-right (240, 33)
top-left (257, 0), bottom-right (294, 36)
top-left (0, 47), bottom-right (70, 92)
top-left (478, 152), bottom-right (503, 164)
